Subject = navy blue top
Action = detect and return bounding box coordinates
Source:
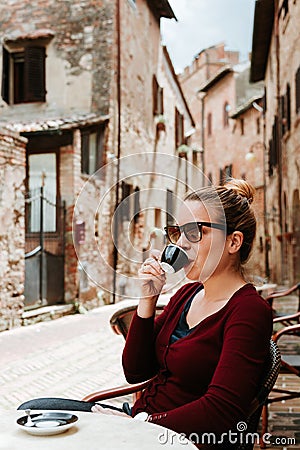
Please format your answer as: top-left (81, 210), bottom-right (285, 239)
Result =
top-left (170, 286), bottom-right (202, 344)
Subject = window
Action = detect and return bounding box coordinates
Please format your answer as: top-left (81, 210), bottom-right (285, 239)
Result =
top-left (240, 118), bottom-right (245, 135)
top-left (27, 152), bottom-right (57, 232)
top-left (263, 87), bottom-right (267, 112)
top-left (166, 189), bottom-right (174, 225)
top-left (219, 164), bottom-right (232, 184)
top-left (119, 183), bottom-right (140, 227)
top-left (269, 116), bottom-right (279, 176)
top-left (207, 112), bottom-right (212, 136)
top-left (280, 83), bottom-right (291, 135)
top-left (133, 187), bottom-right (140, 224)
top-left (256, 117), bottom-right (261, 134)
top-left (81, 126), bottom-right (105, 175)
top-left (280, 0), bottom-right (289, 18)
top-left (296, 66), bottom-right (300, 113)
top-left (152, 75), bottom-right (164, 116)
top-left (223, 102), bottom-right (230, 127)
top-left (175, 107), bottom-right (184, 147)
top-left (2, 45), bottom-right (46, 104)
top-left (120, 182), bottom-right (132, 221)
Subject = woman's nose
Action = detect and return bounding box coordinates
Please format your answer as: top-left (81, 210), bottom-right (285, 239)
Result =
top-left (176, 233), bottom-right (190, 249)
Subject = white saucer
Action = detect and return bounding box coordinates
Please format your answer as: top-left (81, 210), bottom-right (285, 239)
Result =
top-left (17, 412), bottom-right (79, 436)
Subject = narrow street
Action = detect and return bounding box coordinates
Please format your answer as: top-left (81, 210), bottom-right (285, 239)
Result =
top-left (0, 303), bottom-right (127, 411)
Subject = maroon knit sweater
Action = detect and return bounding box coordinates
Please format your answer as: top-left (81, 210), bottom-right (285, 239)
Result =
top-left (122, 282), bottom-right (273, 446)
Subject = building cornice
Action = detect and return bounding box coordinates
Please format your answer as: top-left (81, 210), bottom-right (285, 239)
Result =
top-left (250, 0), bottom-right (274, 83)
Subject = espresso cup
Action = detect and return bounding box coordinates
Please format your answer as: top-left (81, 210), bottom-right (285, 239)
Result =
top-left (160, 244), bottom-right (189, 274)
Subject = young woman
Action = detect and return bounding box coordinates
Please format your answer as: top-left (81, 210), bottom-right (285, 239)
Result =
top-left (96, 178), bottom-right (273, 447)
top-left (19, 179), bottom-right (273, 448)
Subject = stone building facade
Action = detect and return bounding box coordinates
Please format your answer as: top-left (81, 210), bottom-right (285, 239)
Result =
top-left (0, 128), bottom-right (26, 331)
top-left (0, 0), bottom-right (198, 327)
top-left (178, 46), bottom-right (267, 278)
top-left (251, 0), bottom-right (300, 284)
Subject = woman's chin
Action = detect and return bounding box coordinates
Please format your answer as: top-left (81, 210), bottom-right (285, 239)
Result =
top-left (184, 263), bottom-right (200, 281)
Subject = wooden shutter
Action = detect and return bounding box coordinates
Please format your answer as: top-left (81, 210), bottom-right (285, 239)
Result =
top-left (175, 107), bottom-right (179, 147)
top-left (286, 83), bottom-right (291, 131)
top-left (81, 132), bottom-right (89, 174)
top-left (1, 47), bottom-right (10, 104)
top-left (24, 46), bottom-right (46, 102)
top-left (166, 189), bottom-right (173, 225)
top-left (158, 86), bottom-right (164, 115)
top-left (133, 187), bottom-right (140, 223)
top-left (152, 75), bottom-right (159, 116)
top-left (296, 67), bottom-right (300, 113)
top-left (121, 182), bottom-right (131, 221)
top-left (175, 108), bottom-right (184, 147)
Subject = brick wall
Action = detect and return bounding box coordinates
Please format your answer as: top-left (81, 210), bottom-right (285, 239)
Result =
top-left (0, 128), bottom-right (26, 331)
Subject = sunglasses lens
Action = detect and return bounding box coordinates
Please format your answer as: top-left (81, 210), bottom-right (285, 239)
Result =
top-left (184, 223), bottom-right (201, 243)
top-left (167, 226), bottom-right (181, 243)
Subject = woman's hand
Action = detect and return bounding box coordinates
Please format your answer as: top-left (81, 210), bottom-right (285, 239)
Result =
top-left (138, 250), bottom-right (166, 300)
top-left (91, 404), bottom-right (131, 418)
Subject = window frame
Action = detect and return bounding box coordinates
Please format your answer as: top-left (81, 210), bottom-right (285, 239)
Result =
top-left (2, 42), bottom-right (46, 105)
top-left (80, 124), bottom-right (105, 176)
top-left (152, 75), bottom-right (164, 116)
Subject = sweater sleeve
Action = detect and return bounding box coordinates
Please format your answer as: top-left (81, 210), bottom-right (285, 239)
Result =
top-left (122, 283), bottom-right (199, 383)
top-left (147, 294), bottom-right (273, 438)
top-left (122, 295), bottom-right (174, 383)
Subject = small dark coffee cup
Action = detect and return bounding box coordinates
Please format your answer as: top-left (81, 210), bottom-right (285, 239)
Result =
top-left (160, 244), bottom-right (189, 273)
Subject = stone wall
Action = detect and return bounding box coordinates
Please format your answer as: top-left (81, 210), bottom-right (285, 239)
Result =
top-left (0, 0), bottom-right (115, 118)
top-left (0, 128), bottom-right (26, 331)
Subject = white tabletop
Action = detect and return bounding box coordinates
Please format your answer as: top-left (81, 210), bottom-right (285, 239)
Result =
top-left (0, 410), bottom-right (197, 449)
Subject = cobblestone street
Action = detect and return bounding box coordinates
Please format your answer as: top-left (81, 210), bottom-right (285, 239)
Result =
top-left (0, 303), bottom-right (127, 411)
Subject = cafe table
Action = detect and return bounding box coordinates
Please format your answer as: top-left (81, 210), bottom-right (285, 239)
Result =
top-left (0, 410), bottom-right (198, 449)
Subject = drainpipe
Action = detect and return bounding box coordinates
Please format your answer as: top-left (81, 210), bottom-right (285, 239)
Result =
top-left (112, 0), bottom-right (121, 303)
top-left (274, 0), bottom-right (284, 282)
top-left (201, 94), bottom-right (206, 186)
top-left (262, 106), bottom-right (270, 279)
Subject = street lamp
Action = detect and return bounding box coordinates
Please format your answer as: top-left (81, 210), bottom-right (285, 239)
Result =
top-left (245, 141), bottom-right (264, 163)
top-left (245, 148), bottom-right (256, 162)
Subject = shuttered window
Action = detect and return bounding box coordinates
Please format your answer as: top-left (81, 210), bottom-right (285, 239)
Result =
top-left (295, 67), bottom-right (300, 114)
top-left (166, 189), bottom-right (174, 225)
top-left (24, 46), bottom-right (46, 102)
top-left (1, 44), bottom-right (46, 104)
top-left (175, 107), bottom-right (184, 147)
top-left (280, 84), bottom-right (291, 135)
top-left (223, 102), bottom-right (229, 127)
top-left (152, 75), bottom-right (164, 116)
top-left (1, 47), bottom-right (10, 104)
top-left (81, 125), bottom-right (105, 175)
top-left (269, 116), bottom-right (280, 176)
top-left (207, 112), bottom-right (212, 136)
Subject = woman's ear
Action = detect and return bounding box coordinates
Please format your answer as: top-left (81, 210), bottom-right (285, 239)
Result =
top-left (227, 231), bottom-right (244, 255)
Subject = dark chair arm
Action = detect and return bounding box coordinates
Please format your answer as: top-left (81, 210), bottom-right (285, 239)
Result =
top-left (81, 380), bottom-right (151, 402)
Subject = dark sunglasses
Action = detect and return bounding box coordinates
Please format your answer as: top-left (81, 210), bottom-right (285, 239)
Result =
top-left (164, 222), bottom-right (226, 244)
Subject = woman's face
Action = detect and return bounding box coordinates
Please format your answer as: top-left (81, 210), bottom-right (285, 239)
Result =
top-left (176, 200), bottom-right (227, 282)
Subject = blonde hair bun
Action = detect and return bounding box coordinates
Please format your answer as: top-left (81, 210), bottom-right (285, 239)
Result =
top-left (224, 178), bottom-right (255, 205)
